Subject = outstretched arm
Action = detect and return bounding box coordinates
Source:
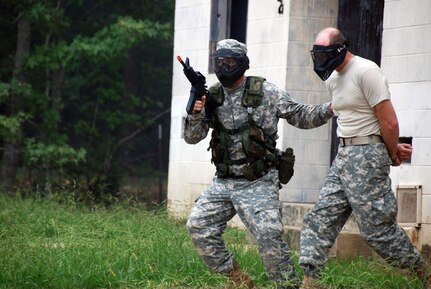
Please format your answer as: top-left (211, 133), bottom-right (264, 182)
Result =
top-left (278, 91), bottom-right (334, 129)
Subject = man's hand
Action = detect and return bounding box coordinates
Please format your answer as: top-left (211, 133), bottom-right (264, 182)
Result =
top-left (193, 95), bottom-right (206, 113)
top-left (391, 143), bottom-right (412, 167)
top-left (397, 143), bottom-right (412, 162)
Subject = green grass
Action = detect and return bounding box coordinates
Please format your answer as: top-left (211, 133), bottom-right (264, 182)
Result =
top-left (0, 193), bottom-right (425, 288)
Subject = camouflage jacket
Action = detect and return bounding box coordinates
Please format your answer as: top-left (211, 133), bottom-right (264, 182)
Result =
top-left (183, 77), bottom-right (334, 176)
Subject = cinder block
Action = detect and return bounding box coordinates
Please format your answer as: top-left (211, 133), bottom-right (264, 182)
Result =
top-left (279, 187), bottom-right (305, 203)
top-left (282, 203), bottom-right (314, 227)
top-left (384, 0), bottom-right (431, 28)
top-left (382, 54), bottom-right (431, 83)
top-left (336, 231), bottom-right (373, 259)
top-left (290, 0), bottom-right (338, 18)
top-left (403, 226), bottom-right (420, 248)
top-left (422, 195), bottom-right (431, 224)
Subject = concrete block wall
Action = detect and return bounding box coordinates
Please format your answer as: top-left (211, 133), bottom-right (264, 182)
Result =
top-left (279, 0), bottom-right (338, 203)
top-left (168, 0), bottom-right (339, 217)
top-left (168, 0), bottom-right (292, 217)
top-left (168, 0), bottom-right (431, 258)
top-left (283, 0), bottom-right (431, 257)
top-left (382, 0), bottom-right (431, 252)
top-left (169, 0), bottom-right (214, 218)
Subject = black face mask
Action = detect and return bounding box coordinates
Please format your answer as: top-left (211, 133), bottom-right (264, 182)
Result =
top-left (310, 41), bottom-right (348, 81)
top-left (215, 65), bottom-right (248, 87)
top-left (212, 49), bottom-right (249, 87)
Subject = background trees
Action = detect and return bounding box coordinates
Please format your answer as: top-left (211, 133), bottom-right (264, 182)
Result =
top-left (0, 0), bottom-right (174, 202)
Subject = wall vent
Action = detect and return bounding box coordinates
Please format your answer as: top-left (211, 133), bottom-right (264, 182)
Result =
top-left (396, 185), bottom-right (422, 227)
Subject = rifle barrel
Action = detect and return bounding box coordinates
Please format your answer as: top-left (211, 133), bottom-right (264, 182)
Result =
top-left (177, 55), bottom-right (187, 69)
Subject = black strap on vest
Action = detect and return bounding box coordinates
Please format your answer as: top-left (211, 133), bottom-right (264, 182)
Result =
top-left (206, 76), bottom-right (281, 181)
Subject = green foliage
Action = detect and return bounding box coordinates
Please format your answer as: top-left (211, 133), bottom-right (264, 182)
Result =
top-left (70, 16), bottom-right (170, 59)
top-left (323, 256), bottom-right (424, 289)
top-left (26, 17), bottom-right (171, 70)
top-left (25, 0), bottom-right (68, 30)
top-left (0, 0), bottom-right (175, 195)
top-left (0, 79), bottom-right (34, 105)
top-left (23, 139), bottom-right (86, 170)
top-left (0, 112), bottom-right (28, 142)
top-left (0, 195), bottom-right (425, 289)
top-left (0, 82), bottom-right (10, 102)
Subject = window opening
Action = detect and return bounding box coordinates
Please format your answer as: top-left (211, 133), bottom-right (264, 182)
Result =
top-left (209, 0), bottom-right (248, 72)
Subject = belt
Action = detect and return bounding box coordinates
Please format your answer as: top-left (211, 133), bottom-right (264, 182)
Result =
top-left (339, 135), bottom-right (383, 146)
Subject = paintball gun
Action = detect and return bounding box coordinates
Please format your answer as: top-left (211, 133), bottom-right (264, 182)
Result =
top-left (176, 56), bottom-right (209, 115)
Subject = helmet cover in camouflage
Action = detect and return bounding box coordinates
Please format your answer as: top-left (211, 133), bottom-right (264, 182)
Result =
top-left (217, 39), bottom-right (247, 55)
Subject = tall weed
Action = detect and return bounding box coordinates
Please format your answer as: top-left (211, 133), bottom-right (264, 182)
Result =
top-left (0, 194), bottom-right (424, 288)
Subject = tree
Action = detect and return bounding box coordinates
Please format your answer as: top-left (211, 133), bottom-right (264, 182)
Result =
top-left (0, 0), bottom-right (174, 198)
top-left (0, 4), bottom-right (31, 192)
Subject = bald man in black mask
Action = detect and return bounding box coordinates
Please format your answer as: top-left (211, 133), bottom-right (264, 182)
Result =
top-left (299, 27), bottom-right (431, 289)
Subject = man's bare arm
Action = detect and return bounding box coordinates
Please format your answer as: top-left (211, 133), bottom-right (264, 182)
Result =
top-left (373, 99), bottom-right (401, 166)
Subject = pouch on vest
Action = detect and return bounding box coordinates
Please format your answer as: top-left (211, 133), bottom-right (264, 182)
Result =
top-left (209, 130), bottom-right (224, 163)
top-left (217, 163), bottom-right (229, 177)
top-left (249, 125), bottom-right (265, 142)
top-left (242, 77), bottom-right (265, 108)
top-left (241, 124), bottom-right (267, 160)
top-left (278, 147), bottom-right (295, 184)
top-left (247, 142), bottom-right (266, 159)
top-left (243, 159), bottom-right (266, 181)
top-left (207, 76), bottom-right (273, 180)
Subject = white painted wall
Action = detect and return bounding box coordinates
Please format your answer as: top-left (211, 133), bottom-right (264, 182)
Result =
top-left (168, 0), bottom-right (338, 218)
top-left (279, 0), bottom-right (338, 203)
top-left (168, 1), bottom-right (431, 251)
top-left (382, 0), bottom-right (431, 237)
top-left (169, 0), bottom-right (214, 217)
top-left (168, 0), bottom-right (293, 218)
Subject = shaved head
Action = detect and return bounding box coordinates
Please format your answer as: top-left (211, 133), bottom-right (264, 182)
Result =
top-left (315, 27), bottom-right (346, 46)
top-left (311, 27), bottom-right (351, 80)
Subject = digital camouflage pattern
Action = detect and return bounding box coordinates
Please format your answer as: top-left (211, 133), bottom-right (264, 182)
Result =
top-left (184, 79), bottom-right (333, 176)
top-left (187, 170), bottom-right (299, 286)
top-left (299, 143), bottom-right (427, 276)
top-left (217, 39), bottom-right (247, 54)
top-left (184, 76), bottom-right (333, 287)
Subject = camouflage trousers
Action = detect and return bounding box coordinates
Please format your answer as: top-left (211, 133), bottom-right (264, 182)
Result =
top-left (299, 143), bottom-right (425, 276)
top-left (186, 169), bottom-right (298, 285)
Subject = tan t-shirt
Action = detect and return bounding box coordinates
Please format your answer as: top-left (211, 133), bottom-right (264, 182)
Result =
top-left (326, 55), bottom-right (390, 138)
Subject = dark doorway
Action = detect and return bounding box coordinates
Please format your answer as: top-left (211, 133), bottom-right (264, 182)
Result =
top-left (230, 0), bottom-right (248, 43)
top-left (209, 0), bottom-right (248, 72)
top-left (330, 0), bottom-right (385, 163)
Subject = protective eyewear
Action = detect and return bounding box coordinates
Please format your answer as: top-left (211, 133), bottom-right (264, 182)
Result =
top-left (310, 43), bottom-right (347, 65)
top-left (212, 56), bottom-right (239, 73)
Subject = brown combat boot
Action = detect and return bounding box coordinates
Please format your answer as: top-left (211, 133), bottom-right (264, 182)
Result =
top-left (300, 275), bottom-right (326, 289)
top-left (224, 261), bottom-right (255, 289)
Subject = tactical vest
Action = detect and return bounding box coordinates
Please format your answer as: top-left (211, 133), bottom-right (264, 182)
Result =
top-left (206, 76), bottom-right (280, 181)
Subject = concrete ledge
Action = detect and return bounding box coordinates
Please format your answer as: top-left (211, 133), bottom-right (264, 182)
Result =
top-left (335, 231), bottom-right (373, 259)
top-left (281, 203), bottom-right (426, 259)
top-left (283, 225), bottom-right (368, 258)
top-left (282, 221), bottom-right (427, 260)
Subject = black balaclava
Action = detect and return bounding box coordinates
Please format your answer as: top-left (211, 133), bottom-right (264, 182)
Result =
top-left (311, 41), bottom-right (348, 81)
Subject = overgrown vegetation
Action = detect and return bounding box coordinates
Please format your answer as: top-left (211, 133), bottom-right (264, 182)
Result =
top-left (0, 0), bottom-right (174, 198)
top-left (0, 194), bottom-right (425, 288)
